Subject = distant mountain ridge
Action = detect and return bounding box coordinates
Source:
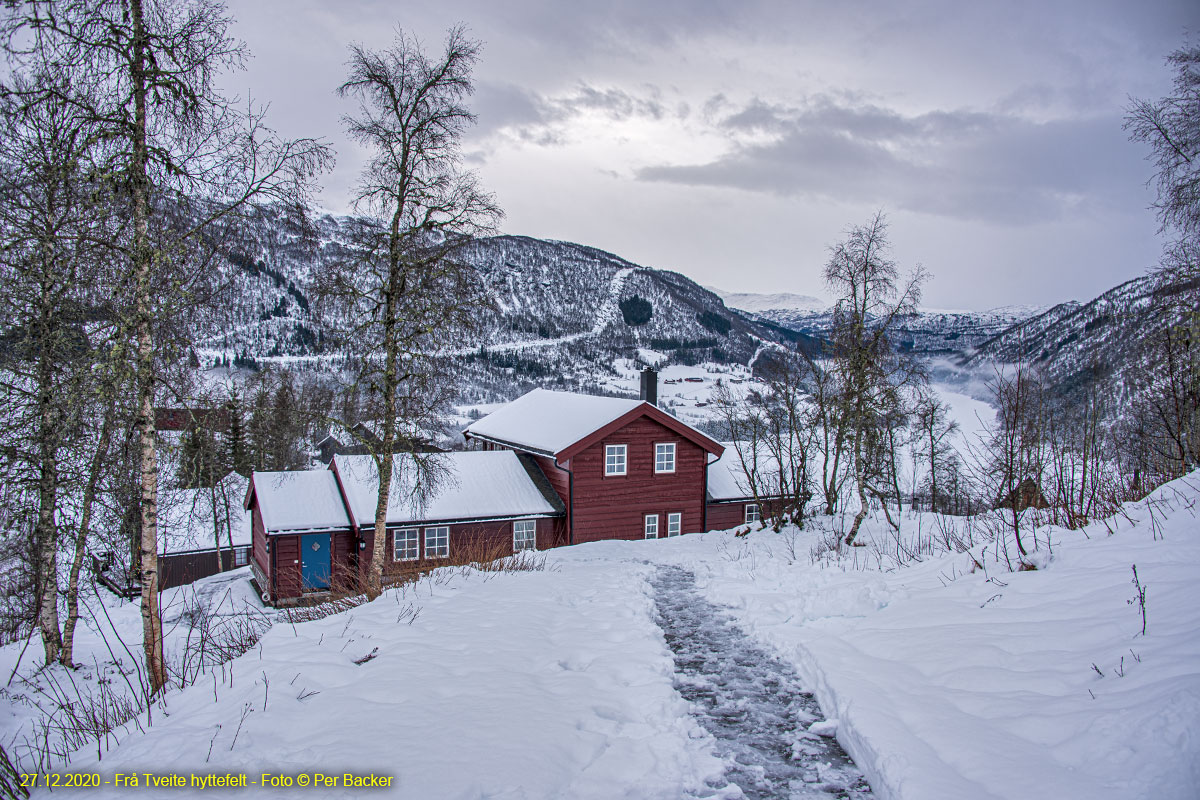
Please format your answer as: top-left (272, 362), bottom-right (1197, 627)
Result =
top-left (717, 289), bottom-right (1044, 357)
top-left (708, 289), bottom-right (828, 315)
top-left (193, 208), bottom-right (793, 399)
top-left (962, 272), bottom-right (1197, 400)
top-left (193, 204), bottom-right (1184, 407)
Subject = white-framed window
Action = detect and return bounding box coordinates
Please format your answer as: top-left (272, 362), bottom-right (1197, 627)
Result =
top-left (233, 548), bottom-right (249, 566)
top-left (605, 444), bottom-right (627, 476)
top-left (644, 514), bottom-right (659, 539)
top-left (513, 519), bottom-right (537, 552)
top-left (655, 442), bottom-right (676, 473)
top-left (745, 504), bottom-right (761, 524)
top-left (394, 528), bottom-right (419, 561)
top-left (424, 526), bottom-right (449, 559)
top-left (667, 512), bottom-right (682, 537)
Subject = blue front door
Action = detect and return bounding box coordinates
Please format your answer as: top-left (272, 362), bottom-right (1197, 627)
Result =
top-left (300, 533), bottom-right (331, 591)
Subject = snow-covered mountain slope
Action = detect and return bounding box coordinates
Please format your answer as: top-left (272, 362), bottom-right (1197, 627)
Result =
top-left (454, 235), bottom-right (772, 362)
top-left (964, 272), bottom-right (1197, 400)
top-left (192, 208), bottom-right (792, 401)
top-left (736, 302), bottom-right (1042, 357)
top-left (191, 203), bottom-right (1183, 410)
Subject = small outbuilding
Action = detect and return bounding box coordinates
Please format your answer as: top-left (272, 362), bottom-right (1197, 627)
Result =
top-left (997, 478), bottom-right (1049, 512)
top-left (246, 469), bottom-right (356, 604)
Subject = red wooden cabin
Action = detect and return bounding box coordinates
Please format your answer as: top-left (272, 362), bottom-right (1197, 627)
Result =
top-left (464, 387), bottom-right (725, 544)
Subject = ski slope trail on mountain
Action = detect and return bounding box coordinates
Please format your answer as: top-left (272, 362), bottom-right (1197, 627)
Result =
top-left (441, 266), bottom-right (636, 355)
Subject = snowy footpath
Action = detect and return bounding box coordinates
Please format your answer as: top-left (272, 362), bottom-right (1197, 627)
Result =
top-left (651, 565), bottom-right (871, 798)
top-left (34, 560), bottom-right (728, 799)
top-left (3, 473), bottom-right (1198, 798)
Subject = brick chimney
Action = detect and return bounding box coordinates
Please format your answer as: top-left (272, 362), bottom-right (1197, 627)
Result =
top-left (640, 367), bottom-right (658, 406)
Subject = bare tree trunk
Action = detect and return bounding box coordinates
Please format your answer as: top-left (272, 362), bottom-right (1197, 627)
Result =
top-left (61, 399), bottom-right (116, 666)
top-left (845, 428), bottom-right (868, 546)
top-left (366, 216), bottom-right (404, 601)
top-left (34, 461), bottom-right (61, 664)
top-left (928, 424), bottom-right (938, 512)
top-left (35, 272), bottom-right (62, 664)
top-left (213, 477), bottom-right (234, 568)
top-left (887, 426), bottom-right (904, 530)
top-left (130, 0), bottom-right (165, 695)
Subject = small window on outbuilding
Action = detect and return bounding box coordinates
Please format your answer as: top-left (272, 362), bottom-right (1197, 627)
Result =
top-left (745, 504), bottom-right (761, 524)
top-left (234, 548), bottom-right (249, 567)
top-left (394, 528), bottom-right (419, 561)
top-left (513, 519), bottom-right (537, 552)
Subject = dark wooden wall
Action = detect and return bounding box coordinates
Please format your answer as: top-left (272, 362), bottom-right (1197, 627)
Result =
top-left (158, 547), bottom-right (252, 591)
top-left (569, 416), bottom-right (707, 544)
top-left (353, 518), bottom-right (562, 582)
top-left (531, 454), bottom-right (571, 514)
top-left (705, 502), bottom-right (749, 531)
top-left (251, 507), bottom-right (268, 576)
top-left (272, 534), bottom-right (302, 598)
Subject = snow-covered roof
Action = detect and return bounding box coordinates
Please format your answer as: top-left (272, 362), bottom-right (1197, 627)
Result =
top-left (160, 473), bottom-right (252, 555)
top-left (463, 389), bottom-right (644, 455)
top-left (707, 442), bottom-right (785, 502)
top-left (250, 470), bottom-right (351, 533)
top-left (333, 451), bottom-right (562, 527)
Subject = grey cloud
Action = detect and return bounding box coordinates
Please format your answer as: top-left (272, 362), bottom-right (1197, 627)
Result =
top-left (720, 98), bottom-right (790, 133)
top-left (637, 96), bottom-right (1149, 225)
top-left (568, 84), bottom-right (668, 121)
top-left (468, 81), bottom-right (678, 153)
top-left (470, 82), bottom-right (549, 138)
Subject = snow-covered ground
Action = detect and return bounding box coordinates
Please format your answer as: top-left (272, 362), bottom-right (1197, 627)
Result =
top-left (3, 474), bottom-right (1197, 799)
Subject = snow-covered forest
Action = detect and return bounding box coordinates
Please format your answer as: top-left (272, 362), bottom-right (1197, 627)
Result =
top-left (0, 1), bottom-right (1197, 798)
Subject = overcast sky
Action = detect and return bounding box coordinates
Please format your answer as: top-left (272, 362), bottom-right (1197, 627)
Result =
top-left (226, 0), bottom-right (1198, 310)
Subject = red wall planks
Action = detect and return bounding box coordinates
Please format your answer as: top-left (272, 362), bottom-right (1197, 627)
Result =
top-left (705, 502), bottom-right (748, 531)
top-left (569, 416), bottom-right (708, 543)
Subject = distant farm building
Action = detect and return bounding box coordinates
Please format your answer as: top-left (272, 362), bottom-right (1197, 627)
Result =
top-left (997, 478), bottom-right (1049, 512)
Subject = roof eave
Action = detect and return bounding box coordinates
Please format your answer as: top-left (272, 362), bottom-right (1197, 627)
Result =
top-left (266, 524), bottom-right (353, 536)
top-left (461, 430), bottom-right (556, 459)
top-left (355, 510), bottom-right (565, 528)
top-left (557, 402), bottom-right (725, 460)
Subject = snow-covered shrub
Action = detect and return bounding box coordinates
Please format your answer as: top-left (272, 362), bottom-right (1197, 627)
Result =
top-left (167, 588), bottom-right (272, 689)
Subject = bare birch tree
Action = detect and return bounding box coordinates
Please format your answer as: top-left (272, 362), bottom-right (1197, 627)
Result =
top-left (980, 362), bottom-right (1047, 560)
top-left (823, 212), bottom-right (927, 545)
top-left (327, 26), bottom-right (500, 599)
top-left (912, 388), bottom-right (959, 513)
top-left (0, 72), bottom-right (108, 666)
top-left (1126, 41), bottom-right (1200, 241)
top-left (2, 0), bottom-right (330, 692)
top-left (1125, 39), bottom-right (1200, 481)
